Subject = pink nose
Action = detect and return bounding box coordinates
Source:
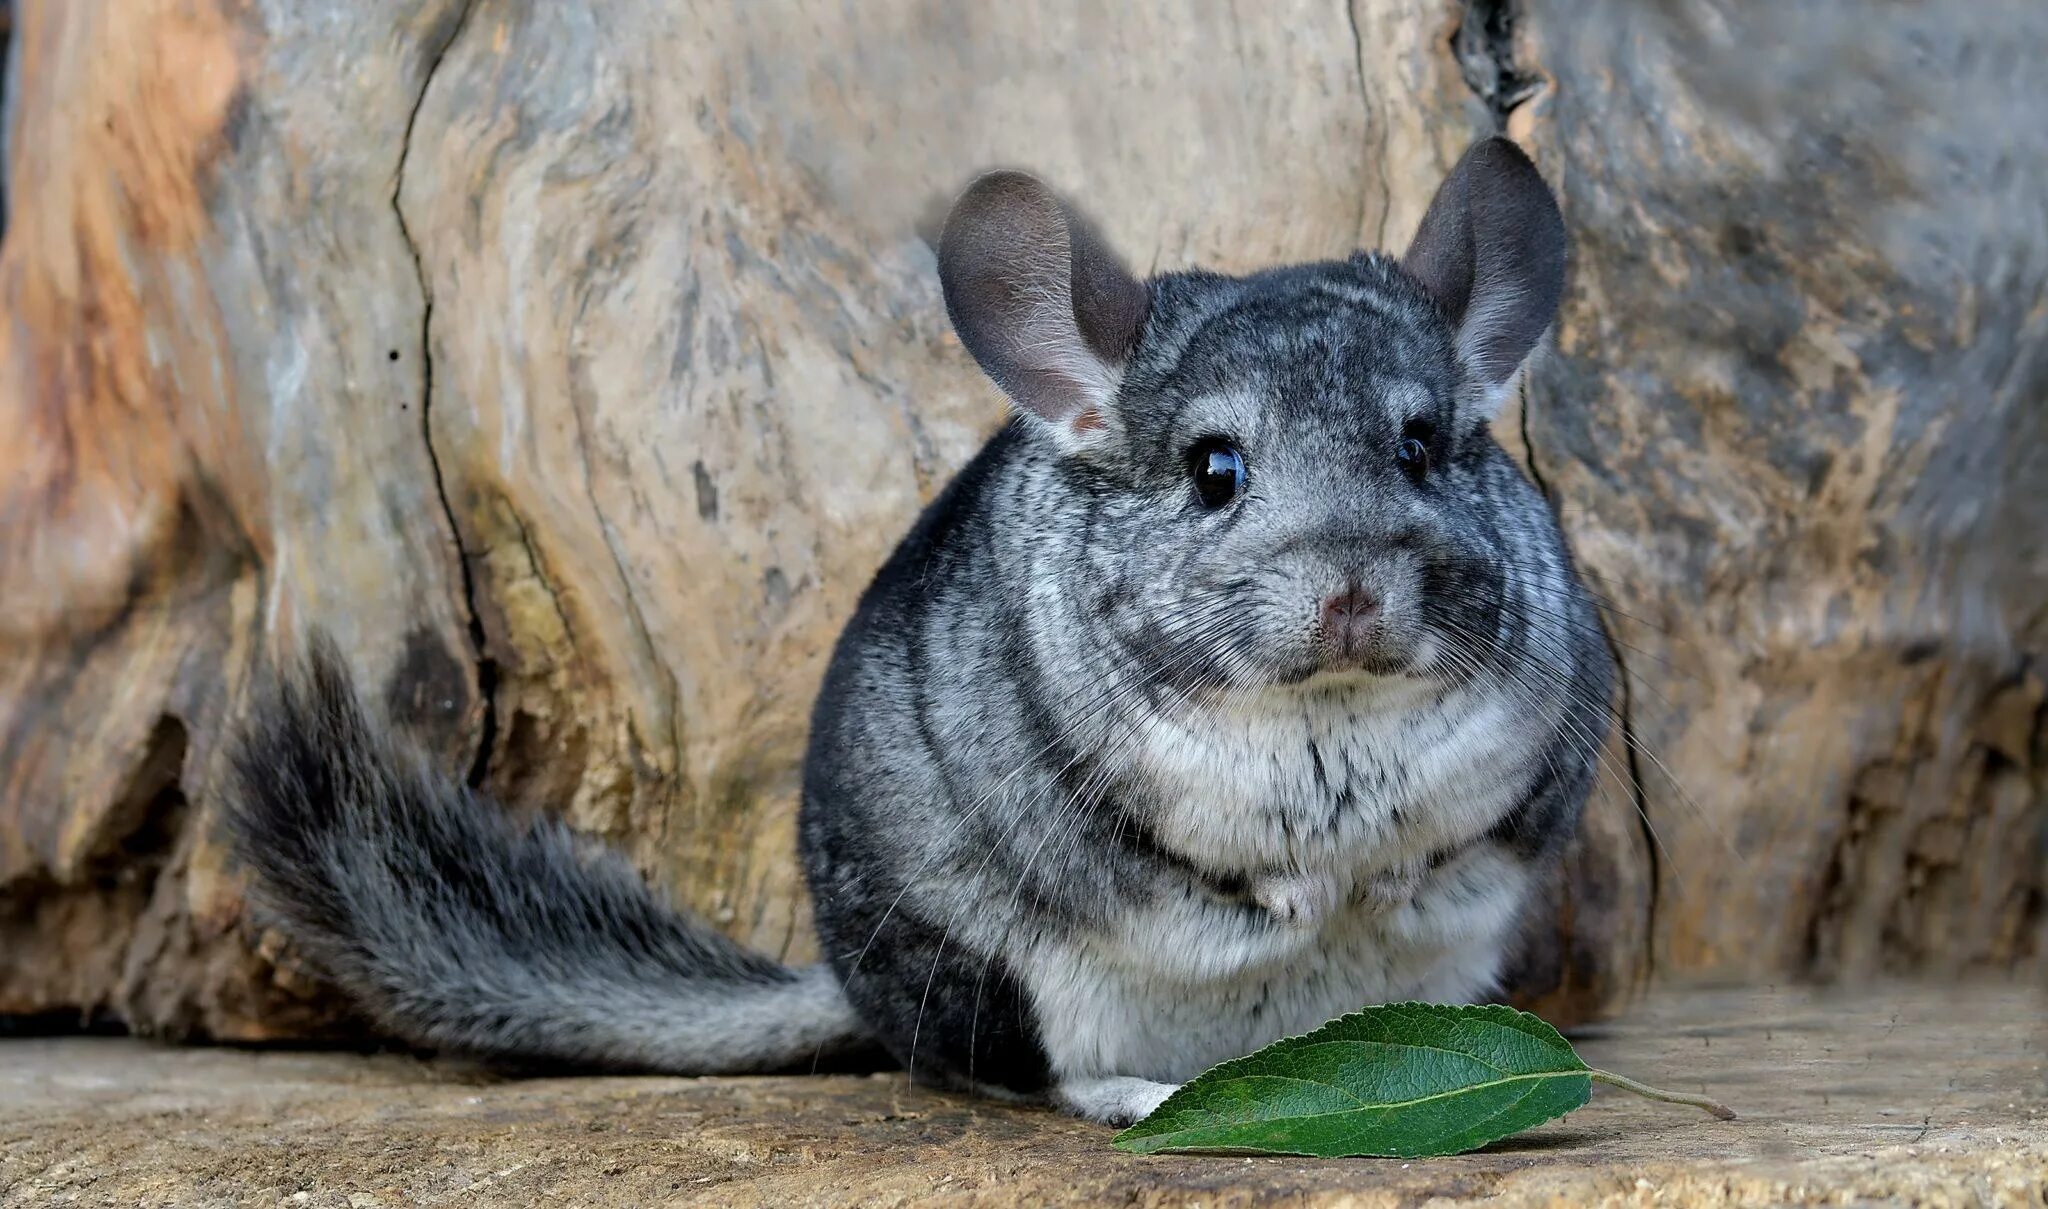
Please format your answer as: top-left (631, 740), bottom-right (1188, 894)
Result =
top-left (1320, 584), bottom-right (1380, 654)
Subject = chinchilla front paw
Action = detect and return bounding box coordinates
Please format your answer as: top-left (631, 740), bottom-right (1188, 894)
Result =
top-left (1251, 870), bottom-right (1341, 928)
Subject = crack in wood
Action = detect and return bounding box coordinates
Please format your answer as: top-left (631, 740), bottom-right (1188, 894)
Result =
top-left (394, 0), bottom-right (494, 787)
top-left (1454, 0), bottom-right (1541, 129)
top-left (1454, 0), bottom-right (1661, 984)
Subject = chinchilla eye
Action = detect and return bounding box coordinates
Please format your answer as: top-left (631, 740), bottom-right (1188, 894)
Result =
top-left (1397, 419), bottom-right (1434, 481)
top-left (1188, 438), bottom-right (1246, 508)
top-left (1396, 437), bottom-right (1430, 480)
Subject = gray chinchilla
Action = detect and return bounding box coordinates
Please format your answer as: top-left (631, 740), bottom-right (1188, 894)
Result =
top-left (226, 135), bottom-right (1613, 1125)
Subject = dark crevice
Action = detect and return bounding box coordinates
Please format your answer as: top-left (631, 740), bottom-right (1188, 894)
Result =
top-left (0, 715), bottom-right (190, 1039)
top-left (2029, 680), bottom-right (2048, 961)
top-left (1514, 382), bottom-right (1553, 504)
top-left (1, 0), bottom-right (13, 233)
top-left (1341, 1), bottom-right (1387, 247)
top-left (502, 497), bottom-right (572, 637)
top-left (1604, 631), bottom-right (1661, 981)
top-left (1460, 0), bottom-right (1663, 983)
top-left (1520, 382), bottom-right (1661, 986)
top-left (1454, 0), bottom-right (1542, 131)
top-left (0, 1010), bottom-right (129, 1038)
top-left (561, 378), bottom-right (685, 809)
top-left (394, 0), bottom-right (494, 787)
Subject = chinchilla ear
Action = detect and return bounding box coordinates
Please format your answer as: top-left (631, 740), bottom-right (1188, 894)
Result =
top-left (939, 171), bottom-right (1149, 442)
top-left (1401, 137), bottom-right (1566, 407)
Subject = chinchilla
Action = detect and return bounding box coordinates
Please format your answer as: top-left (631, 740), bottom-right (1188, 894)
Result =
top-left (226, 135), bottom-right (1613, 1124)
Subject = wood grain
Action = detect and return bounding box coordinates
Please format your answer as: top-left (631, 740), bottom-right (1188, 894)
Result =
top-left (7, 983), bottom-right (2045, 1205)
top-left (1, 0), bottom-right (2036, 1041)
top-left (0, 0), bottom-right (481, 1036)
top-left (1520, 0), bottom-right (2047, 979)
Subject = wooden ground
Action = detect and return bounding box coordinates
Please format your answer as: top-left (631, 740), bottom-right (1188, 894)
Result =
top-left (2, 982), bottom-right (2043, 1207)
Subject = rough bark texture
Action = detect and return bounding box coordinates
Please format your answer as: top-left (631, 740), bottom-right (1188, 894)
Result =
top-left (1517, 0), bottom-right (2048, 979)
top-left (0, 0), bottom-right (2038, 1042)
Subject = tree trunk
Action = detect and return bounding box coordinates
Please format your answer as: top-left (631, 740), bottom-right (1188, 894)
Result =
top-left (1519, 0), bottom-right (2048, 979)
top-left (0, 0), bottom-right (2038, 1041)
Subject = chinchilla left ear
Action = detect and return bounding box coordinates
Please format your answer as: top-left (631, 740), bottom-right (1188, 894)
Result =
top-left (938, 171), bottom-right (1150, 445)
top-left (1401, 137), bottom-right (1567, 412)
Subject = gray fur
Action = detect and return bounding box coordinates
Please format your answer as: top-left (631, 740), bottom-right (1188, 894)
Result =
top-left (227, 137), bottom-right (1612, 1126)
top-left (226, 639), bottom-right (870, 1073)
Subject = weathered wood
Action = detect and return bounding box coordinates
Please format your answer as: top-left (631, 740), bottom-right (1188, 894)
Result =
top-left (1518, 0), bottom-right (2048, 979)
top-left (6, 983), bottom-right (2045, 1206)
top-left (0, 0), bottom-right (2038, 1042)
top-left (0, 0), bottom-right (482, 1035)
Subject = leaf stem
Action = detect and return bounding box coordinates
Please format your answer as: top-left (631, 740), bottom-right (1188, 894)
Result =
top-left (1588, 1069), bottom-right (1737, 1120)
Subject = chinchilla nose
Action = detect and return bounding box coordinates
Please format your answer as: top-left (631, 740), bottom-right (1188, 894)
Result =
top-left (1319, 583), bottom-right (1381, 655)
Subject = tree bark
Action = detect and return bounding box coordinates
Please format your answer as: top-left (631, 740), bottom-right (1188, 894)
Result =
top-left (1518, 0), bottom-right (2048, 979)
top-left (0, 0), bottom-right (2037, 1041)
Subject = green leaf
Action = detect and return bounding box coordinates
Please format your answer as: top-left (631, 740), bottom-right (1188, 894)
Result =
top-left (1112, 1002), bottom-right (1594, 1158)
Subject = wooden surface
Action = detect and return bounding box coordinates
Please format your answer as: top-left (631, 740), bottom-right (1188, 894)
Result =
top-left (4, 982), bottom-right (2044, 1206)
top-left (0, 0), bottom-right (2040, 1041)
top-left (1517, 0), bottom-right (2048, 979)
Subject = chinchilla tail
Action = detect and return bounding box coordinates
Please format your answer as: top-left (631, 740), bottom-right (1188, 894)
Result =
top-left (223, 634), bottom-right (869, 1072)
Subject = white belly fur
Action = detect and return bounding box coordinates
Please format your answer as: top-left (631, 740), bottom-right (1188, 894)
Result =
top-left (1027, 674), bottom-right (1545, 1083)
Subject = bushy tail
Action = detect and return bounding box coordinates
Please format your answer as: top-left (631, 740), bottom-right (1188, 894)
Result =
top-left (224, 636), bottom-right (868, 1073)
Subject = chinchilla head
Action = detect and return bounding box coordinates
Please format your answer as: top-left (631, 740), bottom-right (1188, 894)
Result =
top-left (938, 137), bottom-right (1571, 690)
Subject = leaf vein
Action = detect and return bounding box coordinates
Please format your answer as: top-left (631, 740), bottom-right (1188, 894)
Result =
top-left (1148, 1070), bottom-right (1585, 1132)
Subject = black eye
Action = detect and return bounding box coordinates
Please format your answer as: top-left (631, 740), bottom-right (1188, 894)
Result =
top-left (1397, 419), bottom-right (1434, 481)
top-left (1188, 438), bottom-right (1246, 508)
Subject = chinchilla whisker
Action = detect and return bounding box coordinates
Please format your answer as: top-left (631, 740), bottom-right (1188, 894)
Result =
top-left (999, 619), bottom-right (1262, 908)
top-left (1430, 552), bottom-right (1671, 624)
top-left (845, 601), bottom-right (1244, 947)
top-left (842, 600), bottom-right (1246, 1040)
top-left (1448, 646), bottom-right (1617, 780)
top-left (942, 638), bottom-right (1242, 1083)
top-left (1453, 620), bottom-right (1747, 870)
top-left (1513, 619), bottom-right (1696, 697)
top-left (1445, 649), bottom-right (1673, 876)
top-left (914, 601), bottom-right (1242, 809)
top-left (1434, 556), bottom-right (1686, 644)
top-left (1510, 616), bottom-right (1760, 784)
top-left (1431, 620), bottom-right (1652, 860)
top-left (1450, 551), bottom-right (1640, 594)
top-left (913, 610), bottom-right (1261, 1065)
top-left (1431, 639), bottom-right (1601, 845)
top-left (1488, 595), bottom-right (1693, 679)
top-left (965, 704), bottom-right (1171, 1082)
top-left (987, 645), bottom-right (1256, 998)
top-left (908, 648), bottom-right (1211, 1084)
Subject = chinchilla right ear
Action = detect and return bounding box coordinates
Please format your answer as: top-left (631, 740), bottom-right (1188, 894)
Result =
top-left (1401, 136), bottom-right (1567, 415)
top-left (938, 171), bottom-right (1150, 447)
